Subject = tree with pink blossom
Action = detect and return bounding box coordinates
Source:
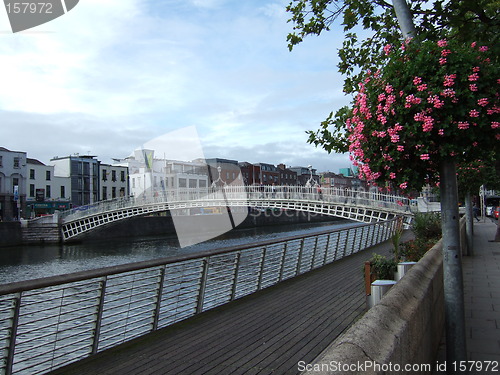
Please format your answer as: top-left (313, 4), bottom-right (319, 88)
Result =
top-left (345, 37), bottom-right (498, 365)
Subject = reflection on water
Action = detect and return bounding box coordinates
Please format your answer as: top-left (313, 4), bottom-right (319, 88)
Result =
top-left (0, 220), bottom-right (354, 285)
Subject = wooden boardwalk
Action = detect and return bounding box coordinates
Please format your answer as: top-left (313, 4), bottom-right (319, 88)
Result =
top-left (48, 235), bottom-right (409, 375)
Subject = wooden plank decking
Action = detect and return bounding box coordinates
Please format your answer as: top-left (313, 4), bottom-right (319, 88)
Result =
top-left (48, 234), bottom-right (409, 375)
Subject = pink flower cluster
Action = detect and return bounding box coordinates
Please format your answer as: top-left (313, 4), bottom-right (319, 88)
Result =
top-left (414, 112), bottom-right (434, 132)
top-left (443, 74), bottom-right (456, 87)
top-left (346, 38), bottom-right (499, 190)
top-left (428, 95), bottom-right (444, 108)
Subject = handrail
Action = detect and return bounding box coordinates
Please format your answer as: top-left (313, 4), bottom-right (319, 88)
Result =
top-left (0, 221), bottom-right (372, 295)
top-left (0, 218), bottom-right (398, 375)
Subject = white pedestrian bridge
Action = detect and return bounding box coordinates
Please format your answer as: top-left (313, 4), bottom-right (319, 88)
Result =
top-left (33, 186), bottom-right (415, 243)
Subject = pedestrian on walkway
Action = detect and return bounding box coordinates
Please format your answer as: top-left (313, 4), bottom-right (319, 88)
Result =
top-left (473, 204), bottom-right (480, 222)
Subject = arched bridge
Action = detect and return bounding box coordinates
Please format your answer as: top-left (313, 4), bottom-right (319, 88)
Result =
top-left (50, 186), bottom-right (414, 243)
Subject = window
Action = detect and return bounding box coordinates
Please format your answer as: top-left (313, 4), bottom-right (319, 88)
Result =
top-left (60, 186), bottom-right (65, 198)
top-left (112, 187), bottom-right (116, 199)
top-left (13, 157), bottom-right (20, 168)
top-left (121, 170), bottom-right (125, 182)
top-left (112, 170), bottom-right (116, 182)
top-left (12, 178), bottom-right (19, 193)
top-left (30, 169), bottom-right (35, 179)
top-left (30, 184), bottom-right (35, 197)
top-left (102, 169), bottom-right (107, 181)
top-left (46, 185), bottom-right (51, 198)
top-left (46, 170), bottom-right (51, 181)
top-left (102, 186), bottom-right (107, 200)
top-left (179, 178), bottom-right (187, 188)
top-left (83, 162), bottom-right (90, 175)
top-left (0, 156), bottom-right (2, 167)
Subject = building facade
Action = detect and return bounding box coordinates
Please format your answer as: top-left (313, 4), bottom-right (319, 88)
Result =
top-left (277, 164), bottom-right (298, 185)
top-left (256, 163), bottom-right (279, 185)
top-left (289, 166), bottom-right (319, 186)
top-left (205, 158), bottom-right (242, 186)
top-left (51, 155), bottom-right (100, 207)
top-left (0, 147), bottom-right (27, 220)
top-left (115, 150), bottom-right (209, 198)
top-left (100, 163), bottom-right (129, 201)
top-left (320, 170), bottom-right (366, 190)
top-left (25, 158), bottom-right (71, 217)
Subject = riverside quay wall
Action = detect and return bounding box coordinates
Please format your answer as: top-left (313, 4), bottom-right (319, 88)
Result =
top-left (0, 209), bottom-right (345, 246)
top-left (303, 240), bottom-right (444, 375)
top-left (0, 222), bottom-right (22, 247)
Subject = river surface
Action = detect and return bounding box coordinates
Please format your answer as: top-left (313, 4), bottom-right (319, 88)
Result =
top-left (0, 220), bottom-right (356, 285)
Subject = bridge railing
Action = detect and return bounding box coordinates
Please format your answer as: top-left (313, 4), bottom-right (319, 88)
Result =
top-left (58, 186), bottom-right (411, 223)
top-left (0, 219), bottom-right (398, 375)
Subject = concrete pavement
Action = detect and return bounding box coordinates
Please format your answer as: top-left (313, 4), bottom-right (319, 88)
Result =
top-left (462, 220), bottom-right (500, 363)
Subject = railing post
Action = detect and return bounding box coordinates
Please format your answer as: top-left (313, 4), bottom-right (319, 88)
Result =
top-left (5, 292), bottom-right (22, 375)
top-left (91, 276), bottom-right (107, 355)
top-left (257, 247), bottom-right (267, 290)
top-left (333, 232), bottom-right (341, 260)
top-left (369, 224), bottom-right (376, 247)
top-left (296, 238), bottom-right (305, 275)
top-left (360, 226), bottom-right (367, 251)
top-left (152, 266), bottom-right (166, 332)
top-left (344, 228), bottom-right (352, 256)
top-left (311, 236), bottom-right (319, 269)
top-left (278, 243), bottom-right (288, 282)
top-left (323, 233), bottom-right (331, 265)
top-left (196, 258), bottom-right (210, 314)
top-left (230, 252), bottom-right (242, 301)
top-left (376, 222), bottom-right (382, 244)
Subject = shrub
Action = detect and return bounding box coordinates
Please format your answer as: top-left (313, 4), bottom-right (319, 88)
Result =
top-left (412, 212), bottom-right (441, 241)
top-left (400, 238), bottom-right (436, 262)
top-left (369, 253), bottom-right (397, 280)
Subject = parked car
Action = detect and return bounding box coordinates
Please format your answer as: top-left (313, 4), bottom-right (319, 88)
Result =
top-left (494, 206), bottom-right (500, 220)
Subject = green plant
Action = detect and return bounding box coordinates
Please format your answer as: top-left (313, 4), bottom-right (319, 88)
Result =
top-left (391, 217), bottom-right (404, 261)
top-left (400, 238), bottom-right (436, 262)
top-left (412, 212), bottom-right (441, 241)
top-left (369, 253), bottom-right (397, 280)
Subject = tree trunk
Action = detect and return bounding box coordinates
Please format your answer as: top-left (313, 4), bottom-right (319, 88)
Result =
top-left (440, 159), bottom-right (467, 368)
top-left (464, 192), bottom-right (473, 255)
top-left (392, 0), bottom-right (417, 38)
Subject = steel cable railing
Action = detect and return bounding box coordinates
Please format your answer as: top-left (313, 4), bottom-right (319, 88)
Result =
top-left (0, 218), bottom-right (398, 375)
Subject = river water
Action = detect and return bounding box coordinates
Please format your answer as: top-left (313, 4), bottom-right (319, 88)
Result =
top-left (0, 220), bottom-right (356, 285)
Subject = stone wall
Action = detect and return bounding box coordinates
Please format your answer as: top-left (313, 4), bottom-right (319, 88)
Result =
top-left (303, 241), bottom-right (444, 374)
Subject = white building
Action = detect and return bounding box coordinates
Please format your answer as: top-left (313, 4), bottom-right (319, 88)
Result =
top-left (25, 158), bottom-right (71, 217)
top-left (0, 147), bottom-right (27, 220)
top-left (114, 149), bottom-right (209, 198)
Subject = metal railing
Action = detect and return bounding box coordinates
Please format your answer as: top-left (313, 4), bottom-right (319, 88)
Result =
top-left (0, 219), bottom-right (398, 375)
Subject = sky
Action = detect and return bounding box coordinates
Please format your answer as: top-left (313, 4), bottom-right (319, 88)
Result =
top-left (0, 0), bottom-right (353, 173)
